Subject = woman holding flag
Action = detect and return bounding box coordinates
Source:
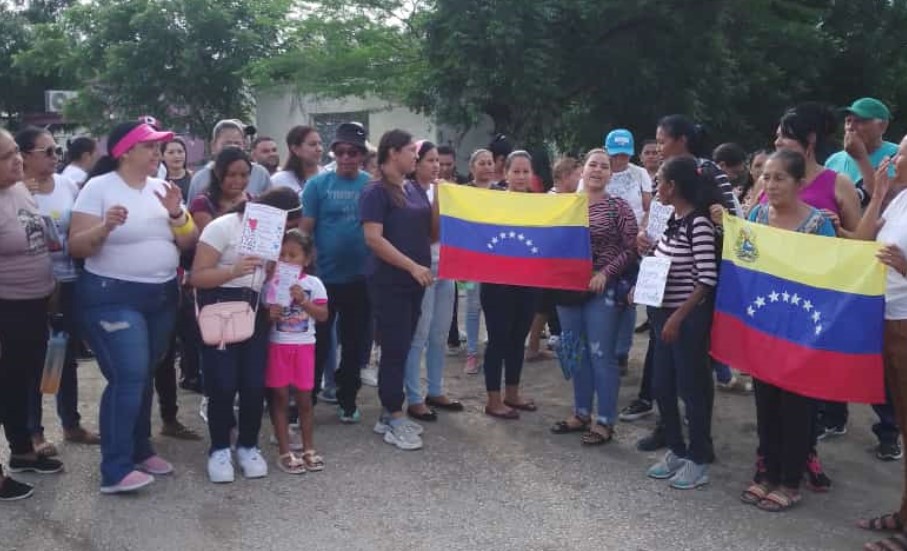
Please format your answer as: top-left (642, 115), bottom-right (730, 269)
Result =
top-left (551, 148), bottom-right (638, 444)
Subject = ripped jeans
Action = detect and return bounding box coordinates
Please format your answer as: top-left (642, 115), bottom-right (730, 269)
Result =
top-left (77, 271), bottom-right (178, 487)
top-left (556, 290), bottom-right (624, 425)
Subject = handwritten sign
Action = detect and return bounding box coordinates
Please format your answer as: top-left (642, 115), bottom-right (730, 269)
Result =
top-left (633, 257), bottom-right (672, 307)
top-left (646, 201), bottom-right (675, 241)
top-left (269, 262), bottom-right (302, 307)
top-left (238, 203), bottom-right (287, 261)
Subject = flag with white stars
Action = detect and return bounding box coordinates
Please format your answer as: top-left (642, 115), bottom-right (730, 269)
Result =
top-left (711, 214), bottom-right (886, 403)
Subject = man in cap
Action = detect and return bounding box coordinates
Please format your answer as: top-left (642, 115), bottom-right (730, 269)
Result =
top-left (301, 122), bottom-right (373, 423)
top-left (826, 97), bottom-right (899, 202)
top-left (186, 119), bottom-right (271, 201)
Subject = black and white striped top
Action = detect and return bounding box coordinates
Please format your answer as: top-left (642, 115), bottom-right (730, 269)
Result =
top-left (653, 213), bottom-right (718, 308)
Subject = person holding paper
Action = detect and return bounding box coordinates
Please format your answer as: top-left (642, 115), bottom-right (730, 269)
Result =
top-left (551, 148), bottom-right (638, 445)
top-left (190, 188), bottom-right (301, 484)
top-left (641, 155), bottom-right (718, 491)
top-left (69, 120), bottom-right (198, 495)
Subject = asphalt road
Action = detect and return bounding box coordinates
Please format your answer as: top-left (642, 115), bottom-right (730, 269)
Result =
top-left (0, 329), bottom-right (900, 551)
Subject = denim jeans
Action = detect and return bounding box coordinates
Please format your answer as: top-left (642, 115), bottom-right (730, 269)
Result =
top-left (77, 272), bottom-right (178, 486)
top-left (198, 287), bottom-right (270, 454)
top-left (558, 291), bottom-right (624, 424)
top-left (615, 305), bottom-right (636, 361)
top-left (28, 281), bottom-right (82, 435)
top-left (370, 283), bottom-right (424, 414)
top-left (649, 302), bottom-right (715, 465)
top-left (465, 282), bottom-right (482, 355)
top-left (404, 277), bottom-right (456, 405)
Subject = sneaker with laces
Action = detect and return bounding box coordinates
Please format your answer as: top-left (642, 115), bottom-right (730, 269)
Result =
top-left (236, 447), bottom-right (268, 479)
top-left (137, 455), bottom-right (174, 475)
top-left (647, 450), bottom-right (685, 480)
top-left (100, 470), bottom-right (154, 494)
top-left (804, 452), bottom-right (832, 492)
top-left (817, 424), bottom-right (847, 441)
top-left (877, 440), bottom-right (903, 462)
top-left (0, 476), bottom-right (33, 501)
top-left (619, 399), bottom-right (654, 422)
top-left (361, 367), bottom-right (379, 387)
top-left (338, 406), bottom-right (362, 424)
top-left (374, 416), bottom-right (424, 436)
top-left (464, 354), bottom-right (480, 375)
top-left (669, 459), bottom-right (710, 490)
top-left (8, 455), bottom-right (64, 474)
top-left (384, 421), bottom-right (423, 451)
top-left (207, 449), bottom-right (235, 483)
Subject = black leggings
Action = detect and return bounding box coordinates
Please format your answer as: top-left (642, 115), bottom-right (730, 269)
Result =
top-left (754, 378), bottom-right (814, 489)
top-left (480, 284), bottom-right (536, 392)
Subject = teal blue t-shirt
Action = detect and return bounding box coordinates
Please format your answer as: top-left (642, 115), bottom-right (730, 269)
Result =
top-left (302, 170), bottom-right (371, 283)
top-left (824, 141), bottom-right (898, 184)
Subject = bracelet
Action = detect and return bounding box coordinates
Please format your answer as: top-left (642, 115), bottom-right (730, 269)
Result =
top-left (168, 209), bottom-right (188, 226)
top-left (171, 212), bottom-right (196, 237)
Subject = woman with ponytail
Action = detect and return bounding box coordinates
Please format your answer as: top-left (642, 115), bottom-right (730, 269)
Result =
top-left (272, 126), bottom-right (324, 193)
top-left (361, 129), bottom-right (436, 451)
top-left (61, 136), bottom-right (97, 187)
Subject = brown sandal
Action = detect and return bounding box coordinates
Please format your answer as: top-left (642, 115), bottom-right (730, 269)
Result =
top-left (860, 513), bottom-right (906, 532)
top-left (756, 489), bottom-right (801, 512)
top-left (581, 423), bottom-right (613, 446)
top-left (741, 482), bottom-right (773, 505)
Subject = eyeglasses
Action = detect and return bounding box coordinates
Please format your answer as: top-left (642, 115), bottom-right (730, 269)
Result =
top-left (334, 147), bottom-right (362, 159)
top-left (26, 145), bottom-right (63, 158)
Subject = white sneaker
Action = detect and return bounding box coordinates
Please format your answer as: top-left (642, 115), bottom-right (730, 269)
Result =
top-left (374, 417), bottom-right (424, 436)
top-left (383, 421), bottom-right (423, 451)
top-left (236, 447), bottom-right (268, 479)
top-left (207, 449), bottom-right (234, 484)
top-left (361, 367), bottom-right (379, 387)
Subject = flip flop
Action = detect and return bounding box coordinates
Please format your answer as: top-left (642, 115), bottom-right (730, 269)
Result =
top-left (756, 489), bottom-right (801, 513)
top-left (504, 399), bottom-right (537, 412)
top-left (484, 407), bottom-right (519, 420)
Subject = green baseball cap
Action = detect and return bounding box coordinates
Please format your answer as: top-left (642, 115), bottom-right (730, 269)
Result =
top-left (844, 97), bottom-right (891, 121)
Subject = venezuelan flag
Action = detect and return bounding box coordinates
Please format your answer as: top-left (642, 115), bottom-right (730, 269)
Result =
top-left (711, 214), bottom-right (886, 404)
top-left (438, 184), bottom-right (592, 291)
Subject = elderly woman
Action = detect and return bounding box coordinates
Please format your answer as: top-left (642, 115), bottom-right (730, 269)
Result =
top-left (69, 121), bottom-right (198, 495)
top-left (0, 129), bottom-right (64, 501)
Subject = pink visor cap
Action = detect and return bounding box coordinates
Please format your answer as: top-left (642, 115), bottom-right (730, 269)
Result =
top-left (111, 123), bottom-right (174, 159)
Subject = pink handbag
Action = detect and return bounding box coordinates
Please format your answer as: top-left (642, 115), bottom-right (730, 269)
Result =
top-left (195, 291), bottom-right (259, 350)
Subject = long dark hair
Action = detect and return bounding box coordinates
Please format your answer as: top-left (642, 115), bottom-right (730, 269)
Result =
top-left (14, 126), bottom-right (50, 155)
top-left (283, 125), bottom-right (317, 181)
top-left (207, 147), bottom-right (252, 207)
top-left (160, 138), bottom-right (187, 176)
top-left (660, 156), bottom-right (713, 213)
top-left (377, 129), bottom-right (413, 206)
top-left (778, 102), bottom-right (837, 164)
top-left (408, 140), bottom-right (436, 180)
top-left (658, 115), bottom-right (709, 158)
top-left (87, 121), bottom-right (143, 179)
top-left (64, 136), bottom-right (97, 166)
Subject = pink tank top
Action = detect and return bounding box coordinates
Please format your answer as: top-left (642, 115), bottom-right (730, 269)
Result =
top-left (759, 169), bottom-right (839, 216)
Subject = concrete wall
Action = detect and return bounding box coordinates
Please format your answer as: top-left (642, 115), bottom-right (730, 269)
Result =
top-left (254, 85), bottom-right (494, 175)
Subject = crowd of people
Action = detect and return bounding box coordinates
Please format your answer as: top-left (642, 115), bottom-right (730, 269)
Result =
top-left (1, 97), bottom-right (907, 550)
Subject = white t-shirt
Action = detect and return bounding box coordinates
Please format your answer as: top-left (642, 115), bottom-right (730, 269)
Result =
top-left (34, 174), bottom-right (80, 282)
top-left (60, 164), bottom-right (88, 187)
top-left (270, 170), bottom-right (304, 194)
top-left (198, 213), bottom-right (265, 290)
top-left (879, 190), bottom-right (907, 320)
top-left (73, 172), bottom-right (179, 284)
top-left (264, 272), bottom-right (328, 345)
top-left (605, 163), bottom-right (652, 223)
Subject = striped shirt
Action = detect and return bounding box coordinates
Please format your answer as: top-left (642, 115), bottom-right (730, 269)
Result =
top-left (653, 213), bottom-right (718, 308)
top-left (589, 196), bottom-right (638, 276)
top-left (699, 158), bottom-right (742, 216)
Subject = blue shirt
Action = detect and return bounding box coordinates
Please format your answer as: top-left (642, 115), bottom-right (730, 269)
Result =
top-left (302, 170), bottom-right (371, 283)
top-left (824, 141), bottom-right (899, 185)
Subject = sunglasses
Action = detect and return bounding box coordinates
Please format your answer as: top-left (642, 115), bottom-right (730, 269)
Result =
top-left (334, 147), bottom-right (362, 159)
top-left (27, 145), bottom-right (63, 158)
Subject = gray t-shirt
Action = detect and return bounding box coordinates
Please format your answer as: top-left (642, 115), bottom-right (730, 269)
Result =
top-left (0, 183), bottom-right (55, 300)
top-left (187, 161), bottom-right (272, 202)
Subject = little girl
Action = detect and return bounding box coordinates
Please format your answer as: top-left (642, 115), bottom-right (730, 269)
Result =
top-left (265, 230), bottom-right (329, 474)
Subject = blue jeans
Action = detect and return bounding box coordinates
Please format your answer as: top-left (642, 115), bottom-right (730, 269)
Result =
top-left (558, 291), bottom-right (624, 425)
top-left (198, 287), bottom-right (269, 454)
top-left (615, 305), bottom-right (636, 360)
top-left (465, 282), bottom-right (482, 355)
top-left (77, 272), bottom-right (178, 486)
top-left (28, 281), bottom-right (82, 435)
top-left (405, 278), bottom-right (456, 405)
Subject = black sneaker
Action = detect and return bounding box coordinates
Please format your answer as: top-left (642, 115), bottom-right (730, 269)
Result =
top-left (877, 440), bottom-right (903, 461)
top-left (619, 399), bottom-right (654, 422)
top-left (817, 424), bottom-right (847, 441)
top-left (636, 425), bottom-right (667, 452)
top-left (8, 456), bottom-right (64, 474)
top-left (0, 476), bottom-right (34, 501)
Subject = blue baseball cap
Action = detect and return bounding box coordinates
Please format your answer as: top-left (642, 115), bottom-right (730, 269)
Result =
top-left (605, 129), bottom-right (634, 156)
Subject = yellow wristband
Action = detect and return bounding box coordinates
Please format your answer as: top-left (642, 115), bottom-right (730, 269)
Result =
top-left (171, 213), bottom-right (196, 237)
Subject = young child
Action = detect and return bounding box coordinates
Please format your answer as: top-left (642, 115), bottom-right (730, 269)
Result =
top-left (265, 230), bottom-right (329, 474)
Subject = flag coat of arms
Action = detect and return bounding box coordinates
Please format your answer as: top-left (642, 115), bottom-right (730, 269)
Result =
top-left (711, 214), bottom-right (886, 404)
top-left (438, 184), bottom-right (592, 291)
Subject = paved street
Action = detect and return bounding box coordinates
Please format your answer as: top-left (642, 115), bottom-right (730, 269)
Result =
top-left (0, 327), bottom-right (900, 551)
